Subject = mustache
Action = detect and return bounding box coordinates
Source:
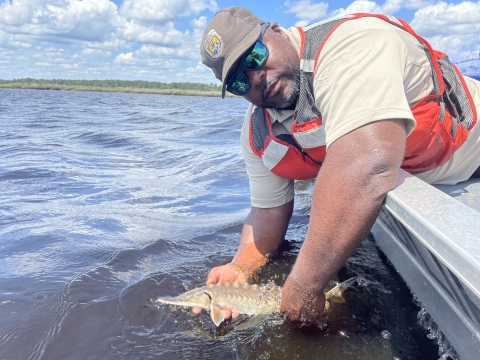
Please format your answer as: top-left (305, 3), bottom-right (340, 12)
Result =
top-left (260, 79), bottom-right (269, 101)
top-left (260, 75), bottom-right (278, 102)
top-left (260, 70), bottom-right (300, 110)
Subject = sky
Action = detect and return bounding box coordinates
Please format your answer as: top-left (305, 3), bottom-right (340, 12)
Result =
top-left (0, 0), bottom-right (479, 83)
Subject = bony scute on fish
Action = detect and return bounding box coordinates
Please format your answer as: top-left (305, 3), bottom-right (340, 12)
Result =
top-left (157, 277), bottom-right (357, 326)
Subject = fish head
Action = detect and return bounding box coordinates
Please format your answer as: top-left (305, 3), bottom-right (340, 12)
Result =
top-left (157, 288), bottom-right (212, 309)
top-left (178, 290), bottom-right (213, 308)
top-left (201, 290), bottom-right (229, 326)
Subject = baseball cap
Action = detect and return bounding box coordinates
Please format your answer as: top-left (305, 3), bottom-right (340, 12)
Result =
top-left (200, 7), bottom-right (267, 98)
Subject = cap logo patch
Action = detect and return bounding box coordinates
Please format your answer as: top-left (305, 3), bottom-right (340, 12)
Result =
top-left (204, 29), bottom-right (223, 58)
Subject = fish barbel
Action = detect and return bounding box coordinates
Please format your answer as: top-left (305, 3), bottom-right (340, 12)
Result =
top-left (157, 277), bottom-right (357, 326)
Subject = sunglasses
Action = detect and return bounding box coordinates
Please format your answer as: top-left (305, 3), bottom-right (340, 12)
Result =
top-left (226, 22), bottom-right (270, 96)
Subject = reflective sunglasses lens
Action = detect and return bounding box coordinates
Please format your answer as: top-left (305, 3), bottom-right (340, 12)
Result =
top-left (243, 42), bottom-right (268, 70)
top-left (227, 72), bottom-right (250, 95)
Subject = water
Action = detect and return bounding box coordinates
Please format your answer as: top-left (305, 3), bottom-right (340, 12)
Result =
top-left (452, 52), bottom-right (480, 78)
top-left (0, 89), bottom-right (439, 359)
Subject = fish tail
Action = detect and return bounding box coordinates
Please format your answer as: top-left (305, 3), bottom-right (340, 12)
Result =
top-left (325, 276), bottom-right (358, 306)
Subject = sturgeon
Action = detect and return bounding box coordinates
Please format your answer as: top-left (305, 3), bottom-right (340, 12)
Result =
top-left (157, 277), bottom-right (357, 326)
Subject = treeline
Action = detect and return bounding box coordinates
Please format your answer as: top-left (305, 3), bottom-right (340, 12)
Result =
top-left (0, 78), bottom-right (222, 91)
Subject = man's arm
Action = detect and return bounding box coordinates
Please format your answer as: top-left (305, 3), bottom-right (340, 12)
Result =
top-left (281, 119), bottom-right (406, 322)
top-left (206, 200), bottom-right (294, 284)
top-left (192, 201), bottom-right (293, 317)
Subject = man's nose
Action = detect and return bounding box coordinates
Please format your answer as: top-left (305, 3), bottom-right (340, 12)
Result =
top-left (246, 69), bottom-right (265, 88)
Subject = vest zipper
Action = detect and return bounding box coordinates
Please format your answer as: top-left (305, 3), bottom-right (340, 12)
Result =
top-left (300, 149), bottom-right (323, 166)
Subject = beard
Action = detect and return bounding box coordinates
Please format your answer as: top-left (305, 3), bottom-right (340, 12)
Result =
top-left (261, 64), bottom-right (300, 109)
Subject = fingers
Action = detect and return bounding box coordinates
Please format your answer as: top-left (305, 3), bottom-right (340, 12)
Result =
top-left (205, 264), bottom-right (241, 285)
top-left (223, 309), bottom-right (232, 319)
top-left (192, 306), bottom-right (240, 322)
top-left (202, 264), bottom-right (247, 324)
top-left (280, 276), bottom-right (327, 324)
top-left (213, 309), bottom-right (239, 321)
top-left (206, 268), bottom-right (220, 285)
top-left (206, 266), bottom-right (229, 285)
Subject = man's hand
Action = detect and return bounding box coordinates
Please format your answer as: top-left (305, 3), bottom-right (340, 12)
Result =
top-left (280, 276), bottom-right (326, 324)
top-left (206, 263), bottom-right (248, 284)
top-left (193, 202), bottom-right (294, 322)
top-left (192, 263), bottom-right (246, 319)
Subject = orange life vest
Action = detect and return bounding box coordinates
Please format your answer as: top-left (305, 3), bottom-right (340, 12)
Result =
top-left (249, 13), bottom-right (478, 180)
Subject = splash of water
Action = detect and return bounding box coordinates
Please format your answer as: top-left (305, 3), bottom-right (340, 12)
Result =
top-left (414, 297), bottom-right (460, 360)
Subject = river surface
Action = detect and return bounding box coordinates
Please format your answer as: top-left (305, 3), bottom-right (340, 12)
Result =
top-left (0, 88), bottom-right (441, 359)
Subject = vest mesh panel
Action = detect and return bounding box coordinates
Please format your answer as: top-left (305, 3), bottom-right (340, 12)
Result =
top-left (438, 56), bottom-right (475, 130)
top-left (295, 19), bottom-right (343, 124)
top-left (302, 19), bottom-right (344, 59)
top-left (421, 44), bottom-right (441, 96)
top-left (252, 107), bottom-right (270, 151)
top-left (296, 72), bottom-right (322, 124)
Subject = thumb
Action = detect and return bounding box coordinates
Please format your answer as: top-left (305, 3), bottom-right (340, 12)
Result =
top-left (206, 268), bottom-right (221, 285)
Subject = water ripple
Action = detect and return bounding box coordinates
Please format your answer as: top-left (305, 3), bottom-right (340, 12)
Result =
top-left (0, 89), bottom-right (440, 359)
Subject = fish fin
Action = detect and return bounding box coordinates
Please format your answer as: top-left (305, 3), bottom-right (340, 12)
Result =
top-left (325, 277), bottom-right (357, 306)
top-left (210, 304), bottom-right (227, 326)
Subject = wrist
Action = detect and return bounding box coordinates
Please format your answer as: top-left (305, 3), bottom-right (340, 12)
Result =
top-left (282, 275), bottom-right (327, 316)
top-left (231, 256), bottom-right (268, 281)
top-left (289, 255), bottom-right (328, 294)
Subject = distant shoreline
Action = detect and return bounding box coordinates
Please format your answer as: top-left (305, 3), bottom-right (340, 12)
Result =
top-left (2, 75), bottom-right (478, 97)
top-left (0, 83), bottom-right (238, 97)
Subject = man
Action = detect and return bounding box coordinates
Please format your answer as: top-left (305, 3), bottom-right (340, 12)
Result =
top-left (199, 7), bottom-right (480, 323)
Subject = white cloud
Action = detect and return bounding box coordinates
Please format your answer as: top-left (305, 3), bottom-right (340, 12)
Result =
top-left (283, 1), bottom-right (480, 55)
top-left (34, 47), bottom-right (79, 71)
top-left (120, 0), bottom-right (217, 24)
top-left (285, 0), bottom-right (438, 25)
top-left (284, 0), bottom-right (384, 25)
top-left (0, 0), bottom-right (119, 42)
top-left (411, 1), bottom-right (480, 35)
top-left (0, 0), bottom-right (37, 26)
top-left (0, 29), bottom-right (15, 48)
top-left (81, 48), bottom-right (111, 57)
top-left (99, 38), bottom-right (127, 50)
top-left (330, 0), bottom-right (383, 17)
top-left (115, 52), bottom-right (135, 63)
top-left (284, 0), bottom-right (382, 25)
top-left (0, 0), bottom-right (215, 80)
top-left (0, 27), bottom-right (31, 49)
top-left (137, 44), bottom-right (198, 60)
top-left (1, 0), bottom-right (476, 81)
top-left (119, 21), bottom-right (186, 47)
top-left (190, 16), bottom-right (207, 29)
top-left (35, 61), bottom-right (54, 67)
top-left (185, 60), bottom-right (220, 80)
top-left (410, 1), bottom-right (480, 51)
top-left (284, 0), bottom-right (329, 26)
top-left (0, 29), bottom-right (7, 46)
top-left (382, 0), bottom-right (436, 13)
top-left (60, 63), bottom-right (79, 69)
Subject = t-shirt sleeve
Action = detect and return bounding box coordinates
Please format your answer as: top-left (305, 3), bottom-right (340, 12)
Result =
top-left (240, 104), bottom-right (295, 208)
top-left (313, 17), bottom-right (417, 148)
